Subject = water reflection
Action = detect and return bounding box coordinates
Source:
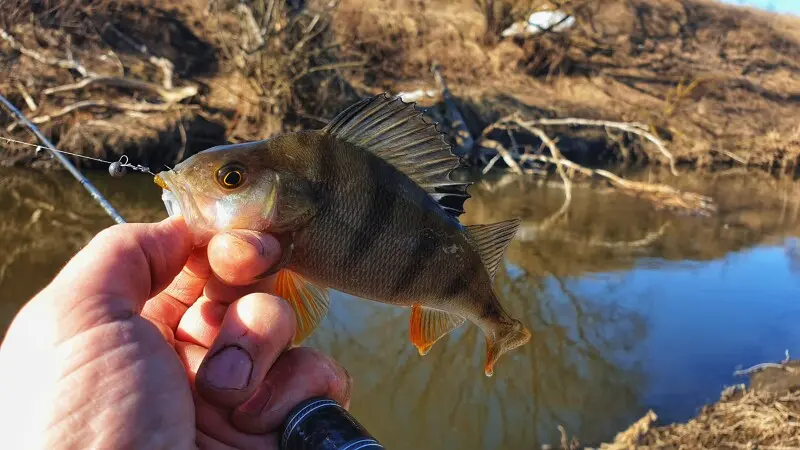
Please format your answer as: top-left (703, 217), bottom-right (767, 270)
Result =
top-left (1, 167), bottom-right (800, 448)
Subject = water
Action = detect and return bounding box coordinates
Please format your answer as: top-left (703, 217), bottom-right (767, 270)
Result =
top-left (1, 166), bottom-right (800, 448)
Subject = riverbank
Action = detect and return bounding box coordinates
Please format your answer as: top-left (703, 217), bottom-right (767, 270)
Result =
top-left (589, 358), bottom-right (800, 449)
top-left (1, 0), bottom-right (799, 174)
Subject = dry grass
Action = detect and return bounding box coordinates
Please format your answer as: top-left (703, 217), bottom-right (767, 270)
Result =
top-left (331, 0), bottom-right (800, 171)
top-left (598, 385), bottom-right (800, 449)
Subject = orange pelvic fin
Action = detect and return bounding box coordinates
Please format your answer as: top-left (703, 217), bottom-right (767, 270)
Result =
top-left (274, 269), bottom-right (330, 345)
top-left (409, 304), bottom-right (465, 356)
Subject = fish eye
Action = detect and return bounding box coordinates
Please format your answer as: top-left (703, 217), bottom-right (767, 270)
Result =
top-left (216, 164), bottom-right (246, 189)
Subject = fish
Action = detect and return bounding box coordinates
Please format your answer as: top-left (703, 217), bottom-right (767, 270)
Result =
top-left (154, 93), bottom-right (531, 376)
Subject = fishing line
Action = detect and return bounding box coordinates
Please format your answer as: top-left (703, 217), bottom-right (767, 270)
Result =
top-left (0, 135), bottom-right (156, 177)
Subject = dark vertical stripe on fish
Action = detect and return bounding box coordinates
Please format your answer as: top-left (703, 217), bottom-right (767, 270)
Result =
top-left (342, 157), bottom-right (397, 270)
top-left (389, 227), bottom-right (439, 298)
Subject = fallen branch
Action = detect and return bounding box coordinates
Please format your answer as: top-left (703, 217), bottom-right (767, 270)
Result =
top-left (473, 113), bottom-right (714, 216)
top-left (43, 76), bottom-right (198, 103)
top-left (6, 99), bottom-right (179, 131)
top-left (522, 117), bottom-right (678, 176)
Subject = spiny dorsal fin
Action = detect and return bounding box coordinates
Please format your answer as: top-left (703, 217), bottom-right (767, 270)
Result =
top-left (464, 218), bottom-right (521, 281)
top-left (323, 93), bottom-right (472, 217)
top-left (274, 269), bottom-right (330, 345)
top-left (409, 304), bottom-right (466, 356)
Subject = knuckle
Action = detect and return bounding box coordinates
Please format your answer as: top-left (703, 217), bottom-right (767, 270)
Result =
top-left (299, 347), bottom-right (352, 401)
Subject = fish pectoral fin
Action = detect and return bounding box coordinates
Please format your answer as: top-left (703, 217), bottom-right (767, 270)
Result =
top-left (464, 218), bottom-right (521, 282)
top-left (274, 269), bottom-right (330, 345)
top-left (409, 304), bottom-right (466, 356)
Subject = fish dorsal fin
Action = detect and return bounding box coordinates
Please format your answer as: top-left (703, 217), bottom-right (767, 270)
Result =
top-left (274, 269), bottom-right (330, 345)
top-left (409, 304), bottom-right (466, 356)
top-left (464, 218), bottom-right (521, 281)
top-left (323, 93), bottom-right (472, 217)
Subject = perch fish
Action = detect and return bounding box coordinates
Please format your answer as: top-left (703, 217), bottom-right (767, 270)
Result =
top-left (154, 93), bottom-right (531, 376)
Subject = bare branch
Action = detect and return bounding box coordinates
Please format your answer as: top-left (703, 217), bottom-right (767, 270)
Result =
top-left (519, 123), bottom-right (573, 226)
top-left (14, 81), bottom-right (37, 111)
top-left (6, 100), bottom-right (185, 132)
top-left (523, 117), bottom-right (678, 176)
top-left (480, 139), bottom-right (522, 174)
top-left (43, 76), bottom-right (198, 103)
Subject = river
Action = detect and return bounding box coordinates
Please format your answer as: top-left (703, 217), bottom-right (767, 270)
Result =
top-left (1, 166), bottom-right (799, 448)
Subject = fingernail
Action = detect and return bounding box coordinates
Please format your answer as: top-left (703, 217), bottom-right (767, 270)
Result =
top-left (238, 382), bottom-right (273, 416)
top-left (204, 346), bottom-right (253, 390)
top-left (228, 231), bottom-right (265, 256)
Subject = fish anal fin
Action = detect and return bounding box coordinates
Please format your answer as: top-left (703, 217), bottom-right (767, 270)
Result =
top-left (409, 304), bottom-right (465, 356)
top-left (464, 218), bottom-right (521, 281)
top-left (274, 269), bottom-right (330, 345)
top-left (323, 93), bottom-right (472, 218)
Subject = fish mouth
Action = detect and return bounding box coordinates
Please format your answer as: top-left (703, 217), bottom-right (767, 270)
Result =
top-left (154, 171), bottom-right (215, 246)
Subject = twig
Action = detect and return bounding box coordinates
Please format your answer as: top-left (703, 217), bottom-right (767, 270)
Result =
top-left (290, 60), bottom-right (365, 81)
top-left (6, 100), bottom-right (180, 132)
top-left (14, 81), bottom-right (37, 111)
top-left (480, 139), bottom-right (522, 174)
top-left (481, 154), bottom-right (502, 174)
top-left (734, 350), bottom-right (796, 376)
top-left (0, 92), bottom-right (125, 224)
top-left (723, 150), bottom-right (747, 165)
top-left (43, 76), bottom-right (198, 103)
top-left (519, 123), bottom-right (573, 226)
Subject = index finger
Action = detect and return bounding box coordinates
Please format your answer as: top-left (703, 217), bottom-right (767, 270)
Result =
top-left (141, 244), bottom-right (212, 332)
top-left (143, 230), bottom-right (283, 333)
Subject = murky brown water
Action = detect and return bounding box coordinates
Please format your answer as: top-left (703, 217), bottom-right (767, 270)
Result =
top-left (2, 167), bottom-right (800, 448)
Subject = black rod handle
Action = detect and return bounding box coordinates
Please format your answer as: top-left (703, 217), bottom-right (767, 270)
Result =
top-left (280, 397), bottom-right (385, 450)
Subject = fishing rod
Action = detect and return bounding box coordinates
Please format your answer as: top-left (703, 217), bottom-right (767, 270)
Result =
top-left (280, 397), bottom-right (385, 450)
top-left (0, 92), bottom-right (127, 224)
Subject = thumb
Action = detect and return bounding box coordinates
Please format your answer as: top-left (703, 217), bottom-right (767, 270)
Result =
top-left (41, 215), bottom-right (194, 340)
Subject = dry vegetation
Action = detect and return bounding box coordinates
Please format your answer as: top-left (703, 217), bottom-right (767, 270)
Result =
top-left (592, 361), bottom-right (800, 450)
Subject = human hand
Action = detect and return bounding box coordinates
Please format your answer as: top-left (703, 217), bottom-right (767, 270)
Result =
top-left (0, 216), bottom-right (351, 449)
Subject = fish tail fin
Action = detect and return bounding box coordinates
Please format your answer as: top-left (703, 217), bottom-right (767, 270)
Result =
top-left (464, 218), bottom-right (521, 282)
top-left (483, 317), bottom-right (531, 377)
